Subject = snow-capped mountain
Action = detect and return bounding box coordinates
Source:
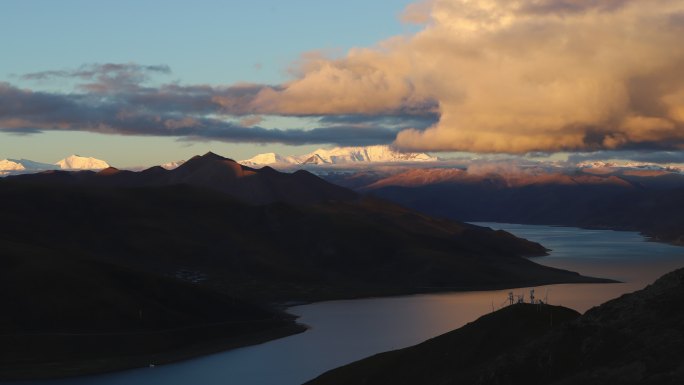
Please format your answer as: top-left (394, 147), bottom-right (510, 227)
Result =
top-left (239, 145), bottom-right (437, 167)
top-left (577, 160), bottom-right (684, 173)
top-left (1, 155), bottom-right (110, 175)
top-left (55, 155), bottom-right (110, 170)
top-left (160, 160), bottom-right (186, 170)
top-left (0, 159), bottom-right (60, 173)
top-left (239, 153), bottom-right (298, 167)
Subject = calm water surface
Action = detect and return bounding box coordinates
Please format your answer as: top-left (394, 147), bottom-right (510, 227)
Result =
top-left (9, 224), bottom-right (684, 385)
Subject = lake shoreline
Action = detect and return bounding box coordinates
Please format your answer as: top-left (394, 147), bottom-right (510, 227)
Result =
top-left (3, 270), bottom-right (616, 382)
top-left (0, 323), bottom-right (307, 381)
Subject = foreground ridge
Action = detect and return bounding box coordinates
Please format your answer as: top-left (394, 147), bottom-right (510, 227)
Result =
top-left (308, 267), bottom-right (684, 385)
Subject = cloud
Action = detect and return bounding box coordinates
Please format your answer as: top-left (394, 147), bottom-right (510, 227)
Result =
top-left (4, 1), bottom-right (684, 153)
top-left (249, 0), bottom-right (684, 153)
top-left (22, 63), bottom-right (172, 92)
top-left (317, 112), bottom-right (438, 130)
top-left (22, 63), bottom-right (171, 80)
top-left (1, 59), bottom-right (427, 146)
top-left (400, 0), bottom-right (435, 24)
top-left (0, 82), bottom-right (397, 146)
top-left (239, 115), bottom-right (263, 127)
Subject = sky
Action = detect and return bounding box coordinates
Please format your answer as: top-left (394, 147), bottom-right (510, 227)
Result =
top-left (0, 0), bottom-right (419, 166)
top-left (1, 0), bottom-right (684, 167)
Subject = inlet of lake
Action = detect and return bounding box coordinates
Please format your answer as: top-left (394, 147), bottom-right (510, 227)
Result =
top-left (10, 223), bottom-right (684, 385)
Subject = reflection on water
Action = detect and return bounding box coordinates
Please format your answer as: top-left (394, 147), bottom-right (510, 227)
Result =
top-left (8, 224), bottom-right (684, 385)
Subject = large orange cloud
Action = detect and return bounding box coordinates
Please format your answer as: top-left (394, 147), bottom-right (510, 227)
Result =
top-left (246, 0), bottom-right (684, 153)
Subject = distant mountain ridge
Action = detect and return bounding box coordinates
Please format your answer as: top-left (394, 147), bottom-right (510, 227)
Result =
top-left (361, 168), bottom-right (634, 190)
top-left (341, 166), bottom-right (684, 245)
top-left (0, 155), bottom-right (109, 174)
top-left (578, 160), bottom-right (684, 173)
top-left (239, 145), bottom-right (437, 167)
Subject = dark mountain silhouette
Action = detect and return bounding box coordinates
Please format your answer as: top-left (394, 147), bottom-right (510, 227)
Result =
top-left (308, 267), bottom-right (684, 385)
top-left (11, 152), bottom-right (357, 205)
top-left (0, 180), bottom-right (609, 305)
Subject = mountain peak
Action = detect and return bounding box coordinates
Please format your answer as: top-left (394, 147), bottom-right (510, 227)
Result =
top-left (55, 155), bottom-right (110, 170)
top-left (184, 152), bottom-right (235, 166)
top-left (201, 151), bottom-right (226, 160)
top-left (0, 159), bottom-right (60, 172)
top-left (97, 167), bottom-right (121, 176)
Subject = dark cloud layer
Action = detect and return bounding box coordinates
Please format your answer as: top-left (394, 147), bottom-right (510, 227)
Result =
top-left (0, 58), bottom-right (433, 147)
top-left (0, 80), bottom-right (400, 146)
top-left (22, 63), bottom-right (172, 92)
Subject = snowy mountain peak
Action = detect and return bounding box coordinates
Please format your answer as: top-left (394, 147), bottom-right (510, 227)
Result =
top-left (0, 158), bottom-right (60, 172)
top-left (240, 152), bottom-right (297, 167)
top-left (239, 145), bottom-right (437, 167)
top-left (305, 145), bottom-right (437, 164)
top-left (0, 159), bottom-right (25, 171)
top-left (578, 160), bottom-right (684, 173)
top-left (160, 160), bottom-right (186, 170)
top-left (55, 155), bottom-right (110, 170)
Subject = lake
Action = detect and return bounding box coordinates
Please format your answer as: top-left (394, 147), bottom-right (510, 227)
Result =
top-left (8, 223), bottom-right (684, 385)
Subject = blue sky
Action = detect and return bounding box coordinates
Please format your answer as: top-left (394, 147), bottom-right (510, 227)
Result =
top-left (0, 0), bottom-right (418, 166)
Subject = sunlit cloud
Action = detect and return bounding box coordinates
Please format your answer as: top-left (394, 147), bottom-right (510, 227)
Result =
top-left (256, 0), bottom-right (684, 153)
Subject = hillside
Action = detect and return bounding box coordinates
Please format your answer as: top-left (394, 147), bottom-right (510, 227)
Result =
top-left (0, 180), bottom-right (607, 304)
top-left (0, 238), bottom-right (303, 379)
top-left (308, 267), bottom-right (684, 385)
top-left (359, 168), bottom-right (684, 245)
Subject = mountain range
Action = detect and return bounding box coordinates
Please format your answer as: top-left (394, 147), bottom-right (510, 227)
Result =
top-left (326, 166), bottom-right (684, 245)
top-left (11, 152), bottom-right (356, 205)
top-left (0, 154), bottom-right (109, 174)
top-left (578, 160), bottom-right (684, 173)
top-left (239, 145), bottom-right (438, 167)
